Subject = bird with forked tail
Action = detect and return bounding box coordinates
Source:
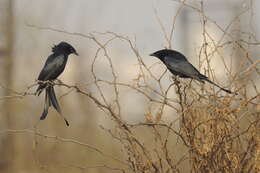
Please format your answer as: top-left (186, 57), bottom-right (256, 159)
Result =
top-left (36, 41), bottom-right (79, 126)
top-left (150, 49), bottom-right (236, 94)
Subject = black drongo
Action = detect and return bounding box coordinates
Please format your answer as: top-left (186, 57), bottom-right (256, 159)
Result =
top-left (150, 49), bottom-right (233, 94)
top-left (36, 41), bottom-right (78, 126)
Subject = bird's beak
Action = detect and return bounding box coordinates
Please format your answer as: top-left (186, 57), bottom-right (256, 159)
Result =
top-left (149, 53), bottom-right (155, 56)
top-left (74, 52), bottom-right (79, 56)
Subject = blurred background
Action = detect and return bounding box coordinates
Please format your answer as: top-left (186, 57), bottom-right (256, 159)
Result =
top-left (0, 0), bottom-right (259, 172)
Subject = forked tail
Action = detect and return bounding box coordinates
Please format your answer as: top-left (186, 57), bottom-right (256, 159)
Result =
top-left (40, 86), bottom-right (69, 126)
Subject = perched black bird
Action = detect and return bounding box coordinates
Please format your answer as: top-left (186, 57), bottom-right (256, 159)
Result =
top-left (150, 49), bottom-right (233, 94)
top-left (36, 41), bottom-right (78, 126)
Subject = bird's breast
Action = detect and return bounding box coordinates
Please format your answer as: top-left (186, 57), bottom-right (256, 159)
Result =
top-left (55, 55), bottom-right (66, 66)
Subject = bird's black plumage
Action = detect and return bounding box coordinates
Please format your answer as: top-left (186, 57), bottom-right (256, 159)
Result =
top-left (150, 49), bottom-right (233, 94)
top-left (36, 41), bottom-right (78, 126)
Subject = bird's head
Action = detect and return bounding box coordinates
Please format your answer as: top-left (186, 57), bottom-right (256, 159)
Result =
top-left (149, 49), bottom-right (173, 60)
top-left (52, 42), bottom-right (79, 56)
top-left (150, 49), bottom-right (187, 61)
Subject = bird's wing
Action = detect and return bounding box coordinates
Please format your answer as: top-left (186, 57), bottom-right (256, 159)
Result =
top-left (164, 56), bottom-right (202, 80)
top-left (38, 54), bottom-right (67, 81)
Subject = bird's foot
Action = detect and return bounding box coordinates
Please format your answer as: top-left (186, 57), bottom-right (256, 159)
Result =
top-left (55, 79), bottom-right (63, 85)
top-left (172, 76), bottom-right (180, 84)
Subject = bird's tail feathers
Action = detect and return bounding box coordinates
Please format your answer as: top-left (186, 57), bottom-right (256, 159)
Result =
top-left (48, 86), bottom-right (69, 126)
top-left (40, 89), bottom-right (51, 120)
top-left (39, 86), bottom-right (69, 126)
top-left (36, 84), bottom-right (46, 96)
top-left (48, 87), bottom-right (61, 113)
top-left (199, 74), bottom-right (234, 94)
